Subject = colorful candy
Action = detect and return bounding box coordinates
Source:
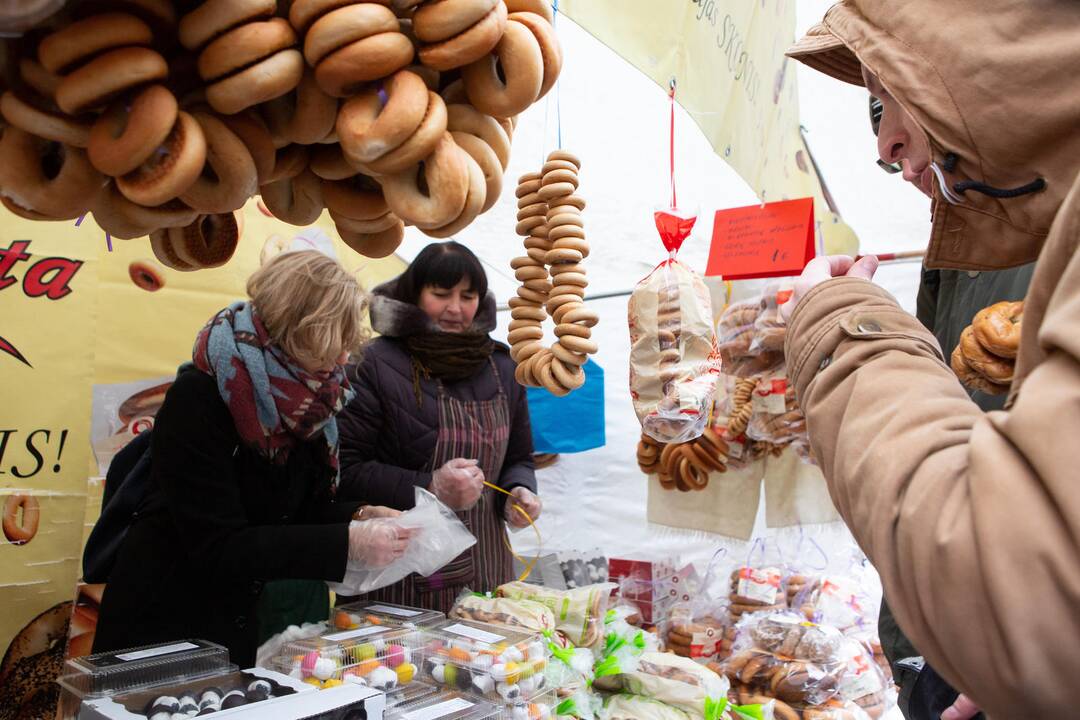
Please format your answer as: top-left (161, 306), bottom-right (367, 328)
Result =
top-left (395, 662), bottom-right (417, 684)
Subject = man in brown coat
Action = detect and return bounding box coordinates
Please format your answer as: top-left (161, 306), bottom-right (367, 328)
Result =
top-left (780, 1), bottom-right (1080, 717)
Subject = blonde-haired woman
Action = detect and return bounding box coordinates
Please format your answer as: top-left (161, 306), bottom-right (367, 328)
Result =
top-left (94, 251), bottom-right (412, 666)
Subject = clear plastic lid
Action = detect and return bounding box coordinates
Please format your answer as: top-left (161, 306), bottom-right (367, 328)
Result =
top-left (497, 686), bottom-right (557, 720)
top-left (58, 639), bottom-right (232, 700)
top-left (333, 600), bottom-right (446, 630)
top-left (388, 690), bottom-right (502, 720)
top-left (421, 621), bottom-right (550, 703)
top-left (273, 622), bottom-right (424, 690)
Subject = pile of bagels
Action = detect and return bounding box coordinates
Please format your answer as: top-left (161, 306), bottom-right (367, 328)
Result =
top-left (0, 0), bottom-right (560, 269)
top-left (508, 149), bottom-right (598, 396)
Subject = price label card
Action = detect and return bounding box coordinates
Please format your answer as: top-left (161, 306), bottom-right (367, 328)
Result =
top-left (706, 198), bottom-right (815, 280)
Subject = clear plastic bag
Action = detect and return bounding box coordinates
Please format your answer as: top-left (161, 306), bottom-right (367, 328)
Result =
top-left (748, 285), bottom-right (793, 356)
top-left (618, 651), bottom-right (731, 719)
top-left (327, 487), bottom-right (476, 596)
top-left (746, 375), bottom-right (807, 448)
top-left (628, 209), bottom-right (721, 444)
top-left (497, 581), bottom-right (616, 648)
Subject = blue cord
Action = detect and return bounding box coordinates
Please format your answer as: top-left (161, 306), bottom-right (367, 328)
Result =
top-left (553, 0), bottom-right (562, 148)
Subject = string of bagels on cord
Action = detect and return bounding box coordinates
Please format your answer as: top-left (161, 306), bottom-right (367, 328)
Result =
top-left (508, 150), bottom-right (599, 396)
top-left (0, 0), bottom-right (562, 270)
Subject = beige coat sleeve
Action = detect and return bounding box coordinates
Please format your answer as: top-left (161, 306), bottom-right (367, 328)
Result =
top-left (784, 207), bottom-right (1080, 717)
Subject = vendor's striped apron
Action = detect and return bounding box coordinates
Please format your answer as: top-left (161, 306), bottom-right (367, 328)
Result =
top-left (364, 358), bottom-right (513, 612)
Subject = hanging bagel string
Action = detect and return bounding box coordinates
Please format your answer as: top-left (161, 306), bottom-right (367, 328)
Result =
top-left (507, 150), bottom-right (599, 396)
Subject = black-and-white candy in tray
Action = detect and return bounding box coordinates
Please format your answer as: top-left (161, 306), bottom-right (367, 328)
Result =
top-left (143, 677), bottom-right (291, 717)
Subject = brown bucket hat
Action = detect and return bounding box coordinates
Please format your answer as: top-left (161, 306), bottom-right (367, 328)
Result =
top-left (786, 22), bottom-right (863, 86)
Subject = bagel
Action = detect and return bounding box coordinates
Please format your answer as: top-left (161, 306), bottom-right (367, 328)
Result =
top-left (222, 111), bottom-right (277, 184)
top-left (550, 357), bottom-right (585, 390)
top-left (179, 0), bottom-right (277, 50)
top-left (508, 11), bottom-right (561, 98)
top-left (207, 48), bottom-right (305, 115)
top-left (547, 212), bottom-right (583, 228)
top-left (355, 90), bottom-right (449, 175)
top-left (305, 4), bottom-right (398, 65)
top-left (413, 0), bottom-right (498, 41)
top-left (547, 149), bottom-right (579, 168)
top-left (315, 30), bottom-right (416, 97)
top-left (199, 18), bottom-right (297, 81)
top-left (129, 259), bottom-right (165, 291)
top-left (338, 220), bottom-right (405, 258)
top-left (446, 103), bottom-right (511, 168)
top-left (549, 284), bottom-right (585, 300)
top-left (542, 167), bottom-right (578, 187)
top-left (505, 0), bottom-right (553, 23)
top-left (462, 20), bottom-right (543, 117)
top-left (260, 168), bottom-right (324, 225)
top-left (514, 265), bottom-right (548, 282)
top-left (418, 1), bottom-right (508, 71)
top-left (538, 180), bottom-right (575, 201)
top-left (542, 158), bottom-right (577, 175)
top-left (549, 226), bottom-right (587, 243)
top-left (179, 112), bottom-right (258, 213)
top-left (167, 213), bottom-right (240, 268)
top-left (331, 209), bottom-right (400, 233)
top-left (56, 46), bottom-right (168, 116)
top-left (310, 144), bottom-right (356, 180)
top-left (88, 85), bottom-right (177, 176)
top-left (550, 270), bottom-right (587, 288)
top-left (515, 177), bottom-right (541, 197)
top-left (0, 600), bottom-right (71, 714)
top-left (560, 306), bottom-right (598, 327)
top-left (262, 67), bottom-right (339, 146)
top-left (545, 293), bottom-right (579, 314)
top-left (381, 133), bottom-right (468, 228)
top-left (518, 202), bottom-right (547, 221)
top-left (18, 59), bottom-right (62, 100)
top-left (289, 0), bottom-right (372, 33)
top-left (450, 131), bottom-right (502, 212)
top-left (512, 306), bottom-right (547, 322)
top-left (0, 129), bottom-right (105, 219)
top-left (0, 92), bottom-right (91, 148)
top-left (337, 70), bottom-right (429, 164)
top-left (972, 300), bottom-right (1023, 359)
top-left (150, 228), bottom-right (196, 271)
top-left (548, 342), bottom-right (585, 369)
top-left (549, 261), bottom-right (585, 276)
top-left (517, 285), bottom-right (547, 304)
top-left (322, 173), bottom-right (390, 220)
top-left (266, 144), bottom-right (310, 184)
top-left (551, 235), bottom-right (589, 256)
top-left (959, 326), bottom-right (1014, 384)
top-left (440, 78), bottom-right (470, 105)
top-left (3, 494), bottom-right (40, 545)
top-left (38, 12), bottom-right (153, 74)
top-left (554, 322), bottom-right (589, 338)
top-left (92, 183), bottom-right (198, 239)
top-left (422, 151), bottom-right (487, 237)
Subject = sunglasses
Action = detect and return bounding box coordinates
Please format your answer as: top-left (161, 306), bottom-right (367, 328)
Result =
top-left (869, 96), bottom-right (903, 174)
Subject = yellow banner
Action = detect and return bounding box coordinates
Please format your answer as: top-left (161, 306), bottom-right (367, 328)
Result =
top-left (558, 0), bottom-right (858, 256)
top-left (0, 204), bottom-right (404, 716)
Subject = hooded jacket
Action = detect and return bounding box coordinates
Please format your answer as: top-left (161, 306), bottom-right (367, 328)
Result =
top-left (784, 2), bottom-right (1080, 717)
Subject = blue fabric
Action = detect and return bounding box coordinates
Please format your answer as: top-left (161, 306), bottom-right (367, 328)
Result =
top-left (526, 359), bottom-right (606, 454)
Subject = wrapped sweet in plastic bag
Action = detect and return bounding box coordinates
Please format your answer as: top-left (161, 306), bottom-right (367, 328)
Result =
top-left (497, 581), bottom-right (616, 648)
top-left (450, 591), bottom-right (557, 635)
top-left (327, 487), bottom-right (475, 596)
top-left (546, 634), bottom-right (596, 695)
top-left (556, 690), bottom-right (603, 720)
top-left (628, 208), bottom-right (721, 444)
top-left (619, 652), bottom-right (731, 719)
top-left (601, 695), bottom-right (693, 720)
top-left (746, 375), bottom-right (806, 448)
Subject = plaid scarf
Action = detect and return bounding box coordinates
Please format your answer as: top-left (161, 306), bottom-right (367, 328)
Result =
top-left (190, 302), bottom-right (354, 488)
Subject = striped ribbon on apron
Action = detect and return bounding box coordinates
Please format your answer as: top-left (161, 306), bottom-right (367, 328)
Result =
top-left (363, 357), bottom-right (513, 613)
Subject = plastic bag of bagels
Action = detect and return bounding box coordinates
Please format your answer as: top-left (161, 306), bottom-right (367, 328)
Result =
top-left (629, 210), bottom-right (721, 444)
top-left (449, 589), bottom-right (558, 635)
top-left (616, 651), bottom-right (731, 719)
top-left (727, 612), bottom-right (853, 705)
top-left (748, 282), bottom-right (794, 357)
top-left (746, 373), bottom-right (807, 448)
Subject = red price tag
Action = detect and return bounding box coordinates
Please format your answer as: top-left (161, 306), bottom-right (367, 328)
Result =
top-left (706, 198), bottom-right (815, 280)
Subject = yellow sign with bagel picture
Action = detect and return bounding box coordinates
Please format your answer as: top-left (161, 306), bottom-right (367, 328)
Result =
top-left (0, 199), bottom-right (404, 716)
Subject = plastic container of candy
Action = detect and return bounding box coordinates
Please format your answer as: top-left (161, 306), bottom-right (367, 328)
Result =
top-left (499, 686), bottom-right (556, 720)
top-left (421, 620), bottom-right (550, 705)
top-left (387, 690), bottom-right (502, 720)
top-left (333, 600), bottom-right (446, 630)
top-left (273, 621), bottom-right (424, 693)
top-left (57, 640), bottom-right (235, 719)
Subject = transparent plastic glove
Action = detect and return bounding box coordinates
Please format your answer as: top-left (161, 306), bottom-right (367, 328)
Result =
top-left (347, 518), bottom-right (414, 567)
top-left (505, 486), bottom-right (542, 527)
top-left (431, 457), bottom-right (484, 510)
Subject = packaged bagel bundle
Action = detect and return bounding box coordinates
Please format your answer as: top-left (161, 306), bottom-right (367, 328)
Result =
top-left (450, 590), bottom-right (558, 637)
top-left (665, 602), bottom-right (730, 664)
top-left (497, 581), bottom-right (616, 649)
top-left (745, 373), bottom-right (807, 450)
top-left (728, 565), bottom-right (788, 623)
top-left (723, 611), bottom-right (879, 720)
top-left (629, 208), bottom-right (722, 444)
top-left (748, 283), bottom-right (794, 357)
